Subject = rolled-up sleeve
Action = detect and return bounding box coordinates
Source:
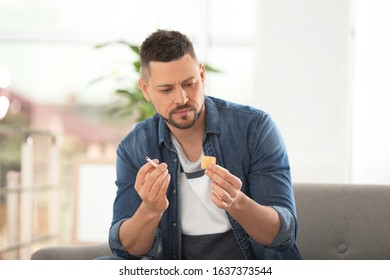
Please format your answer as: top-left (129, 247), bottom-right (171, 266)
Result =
top-left (108, 218), bottom-right (140, 259)
top-left (109, 218), bottom-right (161, 260)
top-left (268, 206), bottom-right (297, 249)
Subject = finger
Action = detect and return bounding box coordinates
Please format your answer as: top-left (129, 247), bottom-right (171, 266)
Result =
top-left (211, 191), bottom-right (229, 209)
top-left (205, 166), bottom-right (241, 196)
top-left (208, 175), bottom-right (237, 200)
top-left (136, 161), bottom-right (166, 194)
top-left (206, 165), bottom-right (241, 187)
top-left (137, 160), bottom-right (160, 184)
top-left (144, 160), bottom-right (166, 177)
top-left (157, 173), bottom-right (171, 197)
top-left (210, 181), bottom-right (235, 204)
top-left (143, 172), bottom-right (170, 212)
top-left (148, 169), bottom-right (169, 197)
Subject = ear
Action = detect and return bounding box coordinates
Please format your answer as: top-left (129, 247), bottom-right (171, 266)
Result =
top-left (139, 77), bottom-right (151, 102)
top-left (199, 64), bottom-right (206, 82)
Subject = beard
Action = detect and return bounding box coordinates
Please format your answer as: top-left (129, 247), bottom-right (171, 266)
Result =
top-left (158, 103), bottom-right (204, 129)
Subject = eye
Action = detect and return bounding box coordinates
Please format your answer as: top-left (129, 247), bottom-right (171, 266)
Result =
top-left (159, 88), bottom-right (173, 93)
top-left (183, 81), bottom-right (196, 88)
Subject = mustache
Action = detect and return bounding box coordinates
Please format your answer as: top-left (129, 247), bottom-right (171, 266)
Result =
top-left (170, 104), bottom-right (195, 114)
top-left (158, 102), bottom-right (204, 128)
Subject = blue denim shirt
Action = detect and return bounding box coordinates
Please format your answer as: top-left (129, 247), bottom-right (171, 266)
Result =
top-left (109, 96), bottom-right (302, 260)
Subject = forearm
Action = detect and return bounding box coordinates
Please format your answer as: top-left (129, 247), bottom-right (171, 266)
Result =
top-left (226, 192), bottom-right (281, 246)
top-left (119, 203), bottom-right (163, 256)
top-left (117, 159), bottom-right (170, 256)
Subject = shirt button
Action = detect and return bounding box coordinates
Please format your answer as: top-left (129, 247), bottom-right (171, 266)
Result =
top-left (173, 222), bottom-right (177, 227)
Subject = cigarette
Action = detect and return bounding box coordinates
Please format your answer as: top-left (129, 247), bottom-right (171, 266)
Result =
top-left (145, 156), bottom-right (158, 168)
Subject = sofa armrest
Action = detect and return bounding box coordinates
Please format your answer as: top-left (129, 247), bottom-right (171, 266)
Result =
top-left (31, 243), bottom-right (111, 260)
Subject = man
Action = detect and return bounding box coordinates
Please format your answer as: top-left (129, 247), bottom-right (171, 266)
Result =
top-left (108, 29), bottom-right (302, 259)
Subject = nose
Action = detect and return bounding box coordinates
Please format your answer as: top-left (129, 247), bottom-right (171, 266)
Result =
top-left (174, 86), bottom-right (188, 105)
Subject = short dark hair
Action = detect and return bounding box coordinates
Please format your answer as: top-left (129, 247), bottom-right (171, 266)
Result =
top-left (140, 29), bottom-right (198, 77)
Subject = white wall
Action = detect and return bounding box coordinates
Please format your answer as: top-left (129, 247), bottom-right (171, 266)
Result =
top-left (254, 0), bottom-right (352, 183)
top-left (351, 0), bottom-right (390, 184)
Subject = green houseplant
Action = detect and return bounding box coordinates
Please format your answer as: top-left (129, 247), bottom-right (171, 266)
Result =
top-left (90, 41), bottom-right (219, 122)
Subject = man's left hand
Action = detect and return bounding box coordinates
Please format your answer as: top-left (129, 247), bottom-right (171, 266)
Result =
top-left (205, 164), bottom-right (242, 210)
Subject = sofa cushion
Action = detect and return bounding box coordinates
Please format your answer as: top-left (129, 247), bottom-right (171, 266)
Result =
top-left (294, 183), bottom-right (390, 259)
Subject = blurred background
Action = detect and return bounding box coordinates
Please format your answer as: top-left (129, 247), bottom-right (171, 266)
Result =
top-left (0, 0), bottom-right (389, 259)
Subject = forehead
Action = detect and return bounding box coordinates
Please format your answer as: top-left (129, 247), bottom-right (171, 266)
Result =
top-left (148, 54), bottom-right (200, 84)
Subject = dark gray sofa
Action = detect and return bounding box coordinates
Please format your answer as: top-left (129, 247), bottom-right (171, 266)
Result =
top-left (31, 183), bottom-right (390, 260)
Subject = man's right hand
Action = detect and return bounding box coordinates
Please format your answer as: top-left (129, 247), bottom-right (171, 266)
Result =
top-left (134, 159), bottom-right (171, 215)
top-left (118, 160), bottom-right (170, 256)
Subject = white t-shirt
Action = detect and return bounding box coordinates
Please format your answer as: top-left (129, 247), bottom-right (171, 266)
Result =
top-left (171, 135), bottom-right (245, 259)
top-left (170, 135), bottom-right (231, 235)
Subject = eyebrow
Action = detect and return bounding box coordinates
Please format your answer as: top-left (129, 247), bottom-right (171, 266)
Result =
top-left (156, 76), bottom-right (197, 88)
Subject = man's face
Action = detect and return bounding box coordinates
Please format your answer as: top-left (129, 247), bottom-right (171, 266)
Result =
top-left (139, 54), bottom-right (206, 129)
